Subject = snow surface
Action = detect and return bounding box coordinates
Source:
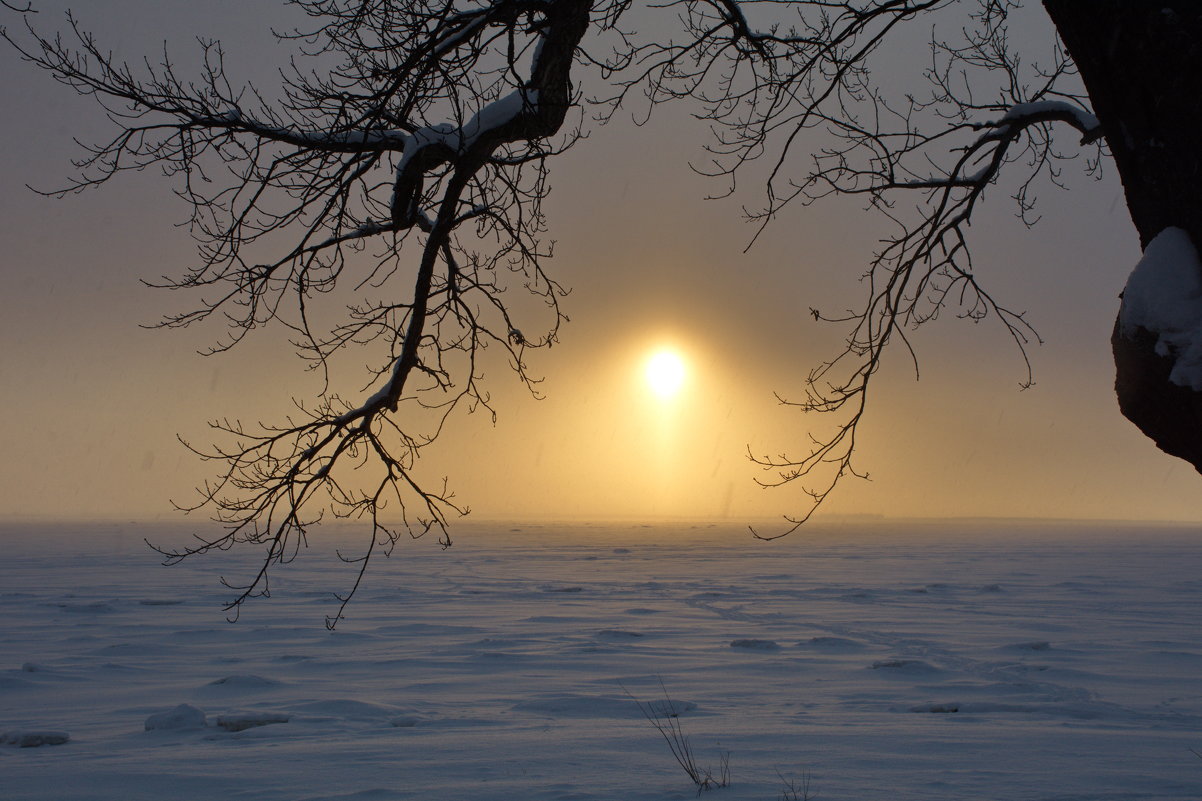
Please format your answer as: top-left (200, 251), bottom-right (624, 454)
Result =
top-left (1120, 226), bottom-right (1202, 389)
top-left (3, 519), bottom-right (1202, 800)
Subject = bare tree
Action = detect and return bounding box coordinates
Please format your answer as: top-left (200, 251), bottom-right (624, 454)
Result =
top-left (5, 0), bottom-right (1200, 617)
top-left (4, 0), bottom-right (595, 625)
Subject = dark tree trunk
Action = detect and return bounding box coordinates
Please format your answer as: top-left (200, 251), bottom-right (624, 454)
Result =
top-left (1044, 0), bottom-right (1202, 471)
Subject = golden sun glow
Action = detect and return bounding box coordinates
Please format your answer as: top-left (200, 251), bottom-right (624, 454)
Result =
top-left (644, 349), bottom-right (687, 399)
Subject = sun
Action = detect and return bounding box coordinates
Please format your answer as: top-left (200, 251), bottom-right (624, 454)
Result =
top-left (645, 349), bottom-right (687, 399)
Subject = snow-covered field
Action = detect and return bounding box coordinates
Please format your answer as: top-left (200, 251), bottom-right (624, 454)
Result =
top-left (3, 519), bottom-right (1202, 800)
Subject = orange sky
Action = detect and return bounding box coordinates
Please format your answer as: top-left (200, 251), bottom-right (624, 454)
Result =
top-left (2, 1), bottom-right (1201, 525)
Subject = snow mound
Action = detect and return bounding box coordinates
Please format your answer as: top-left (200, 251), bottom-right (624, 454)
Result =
top-left (1119, 226), bottom-right (1202, 389)
top-left (595, 629), bottom-right (644, 639)
top-left (145, 704), bottom-right (207, 731)
top-left (205, 674), bottom-right (281, 688)
top-left (54, 601), bottom-right (114, 613)
top-left (289, 699), bottom-right (404, 720)
top-left (730, 638), bottom-right (781, 651)
top-left (2, 730), bottom-right (69, 747)
top-left (215, 712), bottom-right (289, 732)
top-left (802, 636), bottom-right (867, 650)
top-left (910, 703), bottom-right (960, 714)
top-left (871, 659), bottom-right (940, 673)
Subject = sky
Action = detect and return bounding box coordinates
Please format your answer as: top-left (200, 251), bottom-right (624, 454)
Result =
top-left (2, 0), bottom-right (1202, 526)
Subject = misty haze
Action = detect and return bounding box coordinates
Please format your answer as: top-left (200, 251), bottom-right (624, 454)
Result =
top-left (3, 1), bottom-right (1202, 799)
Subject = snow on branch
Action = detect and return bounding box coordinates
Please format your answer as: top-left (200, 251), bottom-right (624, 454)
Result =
top-left (993, 100), bottom-right (1102, 145)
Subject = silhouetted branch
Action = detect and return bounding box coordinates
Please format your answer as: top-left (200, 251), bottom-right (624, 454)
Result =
top-left (7, 0), bottom-right (1116, 605)
top-left (8, 0), bottom-right (595, 623)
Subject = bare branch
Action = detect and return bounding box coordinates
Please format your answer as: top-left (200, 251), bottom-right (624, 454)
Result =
top-left (8, 0), bottom-right (1121, 609)
top-left (10, 0), bottom-right (594, 621)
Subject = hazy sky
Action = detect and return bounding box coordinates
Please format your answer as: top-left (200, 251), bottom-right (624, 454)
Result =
top-left (3, 0), bottom-right (1201, 525)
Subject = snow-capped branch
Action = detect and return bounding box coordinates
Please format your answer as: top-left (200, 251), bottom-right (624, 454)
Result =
top-left (992, 100), bottom-right (1102, 145)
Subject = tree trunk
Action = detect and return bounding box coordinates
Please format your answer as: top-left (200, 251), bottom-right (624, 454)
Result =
top-left (1044, 0), bottom-right (1202, 471)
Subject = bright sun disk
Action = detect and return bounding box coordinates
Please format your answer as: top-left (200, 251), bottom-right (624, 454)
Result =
top-left (645, 349), bottom-right (686, 398)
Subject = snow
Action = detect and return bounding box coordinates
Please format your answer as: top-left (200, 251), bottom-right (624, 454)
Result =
top-left (1000, 100), bottom-right (1101, 136)
top-left (3, 519), bottom-right (1202, 800)
top-left (143, 703), bottom-right (205, 731)
top-left (214, 711), bottom-right (290, 732)
top-left (461, 88), bottom-right (535, 147)
top-left (1119, 226), bottom-right (1202, 389)
top-left (1, 731), bottom-right (70, 748)
top-left (393, 89), bottom-right (536, 178)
